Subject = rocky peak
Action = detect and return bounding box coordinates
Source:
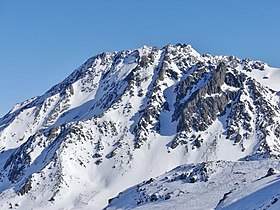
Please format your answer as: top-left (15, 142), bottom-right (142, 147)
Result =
top-left (0, 44), bottom-right (279, 209)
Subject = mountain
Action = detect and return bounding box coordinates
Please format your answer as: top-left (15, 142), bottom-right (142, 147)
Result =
top-left (0, 43), bottom-right (280, 210)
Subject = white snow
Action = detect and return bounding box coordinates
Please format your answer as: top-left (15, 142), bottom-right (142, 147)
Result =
top-left (107, 160), bottom-right (280, 210)
top-left (242, 65), bottom-right (280, 91)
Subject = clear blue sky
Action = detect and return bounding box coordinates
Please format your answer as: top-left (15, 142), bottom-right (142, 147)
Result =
top-left (0, 0), bottom-right (279, 116)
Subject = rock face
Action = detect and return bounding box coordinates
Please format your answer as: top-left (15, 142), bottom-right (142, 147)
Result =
top-left (0, 44), bottom-right (280, 209)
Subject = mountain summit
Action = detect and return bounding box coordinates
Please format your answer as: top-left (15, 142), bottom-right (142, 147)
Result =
top-left (1, 44), bottom-right (280, 209)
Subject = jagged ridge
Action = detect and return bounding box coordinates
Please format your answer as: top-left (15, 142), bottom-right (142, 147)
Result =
top-left (0, 44), bottom-right (280, 209)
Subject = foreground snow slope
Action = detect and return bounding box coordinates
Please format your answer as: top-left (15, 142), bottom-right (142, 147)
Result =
top-left (0, 44), bottom-right (280, 209)
top-left (106, 160), bottom-right (280, 210)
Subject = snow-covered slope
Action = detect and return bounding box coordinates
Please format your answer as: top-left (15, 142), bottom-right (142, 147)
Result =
top-left (106, 160), bottom-right (280, 210)
top-left (0, 43), bottom-right (280, 209)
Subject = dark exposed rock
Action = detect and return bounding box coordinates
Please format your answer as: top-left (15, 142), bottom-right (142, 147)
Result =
top-left (179, 172), bottom-right (187, 180)
top-left (18, 177), bottom-right (32, 196)
top-left (189, 176), bottom-right (196, 183)
top-left (108, 197), bottom-right (114, 204)
top-left (176, 62), bottom-right (240, 133)
top-left (145, 178), bottom-right (155, 184)
top-left (266, 168), bottom-right (276, 177)
top-left (150, 193), bottom-right (158, 202)
top-left (165, 193), bottom-right (171, 200)
top-left (235, 134), bottom-right (242, 144)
